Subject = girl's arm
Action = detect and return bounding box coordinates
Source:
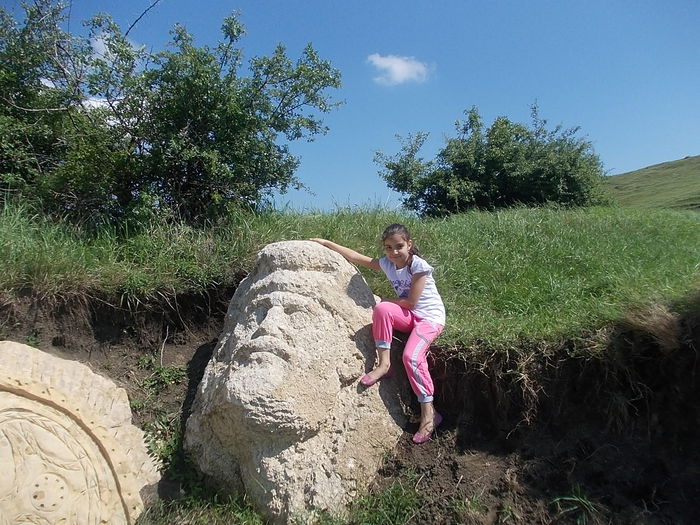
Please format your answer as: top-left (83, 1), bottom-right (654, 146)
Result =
top-left (383, 272), bottom-right (428, 310)
top-left (310, 238), bottom-right (381, 271)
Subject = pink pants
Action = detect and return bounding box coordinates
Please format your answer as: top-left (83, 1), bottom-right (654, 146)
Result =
top-left (372, 301), bottom-right (444, 403)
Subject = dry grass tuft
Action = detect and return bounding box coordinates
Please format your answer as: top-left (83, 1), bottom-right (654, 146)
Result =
top-left (622, 303), bottom-right (681, 353)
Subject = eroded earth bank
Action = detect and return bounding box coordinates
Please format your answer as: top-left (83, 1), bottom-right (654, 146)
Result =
top-left (1, 285), bottom-right (698, 524)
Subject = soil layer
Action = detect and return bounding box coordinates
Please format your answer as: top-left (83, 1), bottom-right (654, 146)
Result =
top-left (1, 290), bottom-right (698, 524)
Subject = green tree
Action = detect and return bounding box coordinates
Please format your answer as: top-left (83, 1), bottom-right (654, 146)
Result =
top-left (0, 1), bottom-right (341, 224)
top-left (0, 0), bottom-right (86, 198)
top-left (376, 105), bottom-right (608, 217)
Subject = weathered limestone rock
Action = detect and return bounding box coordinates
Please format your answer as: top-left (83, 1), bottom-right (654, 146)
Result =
top-left (185, 240), bottom-right (408, 523)
top-left (0, 341), bottom-right (160, 525)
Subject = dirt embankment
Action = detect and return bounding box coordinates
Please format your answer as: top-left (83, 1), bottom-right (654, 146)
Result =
top-left (1, 289), bottom-right (698, 524)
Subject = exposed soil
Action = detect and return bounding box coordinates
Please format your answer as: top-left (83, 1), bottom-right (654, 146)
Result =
top-left (1, 289), bottom-right (699, 524)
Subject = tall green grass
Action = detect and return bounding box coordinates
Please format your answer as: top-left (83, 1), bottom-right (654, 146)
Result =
top-left (1, 202), bottom-right (267, 302)
top-left (419, 206), bottom-right (700, 346)
top-left (1, 202), bottom-right (698, 346)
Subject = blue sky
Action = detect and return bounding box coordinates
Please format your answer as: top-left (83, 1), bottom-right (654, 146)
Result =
top-left (5, 0), bottom-right (699, 211)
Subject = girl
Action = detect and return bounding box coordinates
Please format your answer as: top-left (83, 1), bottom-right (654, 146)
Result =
top-left (311, 223), bottom-right (446, 444)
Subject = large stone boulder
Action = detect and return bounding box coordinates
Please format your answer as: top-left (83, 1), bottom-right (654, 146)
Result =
top-left (0, 341), bottom-right (160, 525)
top-left (185, 240), bottom-right (408, 523)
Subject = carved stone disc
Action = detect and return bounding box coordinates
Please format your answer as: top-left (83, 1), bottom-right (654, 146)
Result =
top-left (0, 341), bottom-right (160, 524)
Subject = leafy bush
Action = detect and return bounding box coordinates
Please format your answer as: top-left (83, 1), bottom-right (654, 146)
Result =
top-left (375, 105), bottom-right (610, 217)
top-left (0, 0), bottom-right (341, 225)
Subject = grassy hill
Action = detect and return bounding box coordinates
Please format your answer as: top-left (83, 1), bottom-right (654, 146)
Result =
top-left (2, 203), bottom-right (699, 348)
top-left (2, 203), bottom-right (700, 524)
top-left (605, 155), bottom-right (700, 210)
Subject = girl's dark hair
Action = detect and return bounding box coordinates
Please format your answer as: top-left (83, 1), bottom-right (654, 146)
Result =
top-left (381, 223), bottom-right (421, 257)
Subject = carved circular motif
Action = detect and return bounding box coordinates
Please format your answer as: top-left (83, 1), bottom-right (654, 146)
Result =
top-left (0, 393), bottom-right (126, 524)
top-left (0, 341), bottom-right (161, 525)
top-left (30, 473), bottom-right (68, 512)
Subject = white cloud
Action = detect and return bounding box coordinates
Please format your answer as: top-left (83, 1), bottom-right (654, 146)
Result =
top-left (90, 34), bottom-right (109, 58)
top-left (84, 96), bottom-right (110, 109)
top-left (367, 53), bottom-right (430, 86)
top-left (90, 33), bottom-right (143, 60)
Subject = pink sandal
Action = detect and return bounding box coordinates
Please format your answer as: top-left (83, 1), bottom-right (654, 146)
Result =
top-left (412, 412), bottom-right (443, 444)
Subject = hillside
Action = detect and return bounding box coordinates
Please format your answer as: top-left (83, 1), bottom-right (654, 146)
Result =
top-left (606, 155), bottom-right (700, 210)
top-left (2, 205), bottom-right (699, 524)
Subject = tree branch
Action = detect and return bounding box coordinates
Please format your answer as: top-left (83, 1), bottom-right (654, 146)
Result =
top-left (125, 0), bottom-right (163, 38)
top-left (2, 96), bottom-right (70, 112)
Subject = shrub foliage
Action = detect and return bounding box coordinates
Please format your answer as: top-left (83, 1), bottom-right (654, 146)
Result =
top-left (0, 0), bottom-right (341, 224)
top-left (375, 105), bottom-right (609, 217)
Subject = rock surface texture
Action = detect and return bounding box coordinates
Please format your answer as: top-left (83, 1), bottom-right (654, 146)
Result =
top-left (185, 240), bottom-right (408, 523)
top-left (0, 341), bottom-right (160, 525)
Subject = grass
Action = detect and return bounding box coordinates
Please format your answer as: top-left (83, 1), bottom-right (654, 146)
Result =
top-left (137, 493), bottom-right (264, 525)
top-left (605, 154), bottom-right (700, 210)
top-left (421, 206), bottom-right (700, 346)
top-left (2, 202), bottom-right (699, 348)
top-left (0, 202), bottom-right (264, 303)
top-left (450, 492), bottom-right (488, 521)
top-left (551, 485), bottom-right (606, 524)
top-left (348, 474), bottom-right (422, 525)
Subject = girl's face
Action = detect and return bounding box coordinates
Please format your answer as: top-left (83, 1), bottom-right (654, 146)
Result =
top-left (383, 234), bottom-right (413, 269)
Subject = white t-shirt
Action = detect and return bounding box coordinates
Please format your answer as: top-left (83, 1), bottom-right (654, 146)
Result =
top-left (378, 255), bottom-right (446, 326)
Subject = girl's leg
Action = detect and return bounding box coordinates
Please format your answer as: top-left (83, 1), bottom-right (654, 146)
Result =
top-left (413, 400), bottom-right (443, 444)
top-left (419, 401), bottom-right (436, 429)
top-left (362, 348), bottom-right (390, 384)
top-left (365, 302), bottom-right (414, 383)
top-left (402, 320), bottom-right (444, 440)
top-left (402, 319), bottom-right (443, 404)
